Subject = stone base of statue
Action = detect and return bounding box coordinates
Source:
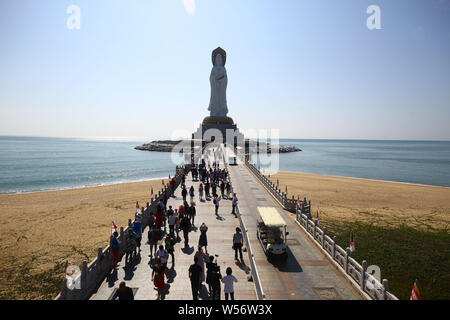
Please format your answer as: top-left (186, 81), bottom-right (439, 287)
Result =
top-left (202, 116), bottom-right (234, 125)
top-left (193, 116), bottom-right (244, 145)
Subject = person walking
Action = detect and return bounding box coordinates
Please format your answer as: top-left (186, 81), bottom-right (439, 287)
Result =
top-left (125, 228), bottom-right (137, 265)
top-left (189, 185), bottom-right (195, 202)
top-left (175, 209), bottom-right (181, 241)
top-left (213, 195), bottom-right (221, 215)
top-left (233, 227), bottom-right (244, 261)
top-left (211, 181), bottom-right (217, 197)
top-left (152, 259), bottom-right (166, 300)
top-left (156, 244), bottom-right (168, 270)
top-left (231, 193), bottom-right (238, 215)
top-left (181, 174), bottom-right (186, 188)
top-left (147, 212), bottom-right (155, 231)
top-left (206, 255), bottom-right (216, 296)
top-left (189, 257), bottom-right (202, 300)
top-left (111, 281), bottom-right (134, 300)
top-left (132, 216), bottom-right (142, 254)
top-left (165, 234), bottom-right (175, 267)
top-left (189, 202), bottom-right (196, 226)
top-left (221, 267), bottom-right (238, 300)
top-left (168, 210), bottom-right (176, 238)
top-left (181, 186), bottom-right (187, 202)
top-left (148, 225), bottom-right (159, 258)
top-left (180, 213), bottom-right (192, 247)
top-left (210, 264), bottom-right (222, 300)
top-left (226, 182), bottom-right (231, 199)
top-left (155, 207), bottom-right (163, 230)
top-left (170, 177), bottom-right (176, 197)
top-left (199, 183), bottom-right (204, 201)
top-left (194, 246), bottom-right (208, 285)
top-left (198, 223), bottom-right (208, 253)
top-left (205, 181), bottom-right (210, 198)
top-left (111, 231), bottom-right (120, 270)
top-left (220, 181), bottom-right (225, 197)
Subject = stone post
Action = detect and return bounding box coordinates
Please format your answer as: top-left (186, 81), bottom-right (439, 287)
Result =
top-left (81, 260), bottom-right (88, 298)
top-left (332, 236), bottom-right (337, 259)
top-left (322, 227), bottom-right (327, 248)
top-left (362, 260), bottom-right (368, 290)
top-left (382, 279), bottom-right (389, 300)
top-left (97, 247), bottom-right (103, 272)
top-left (345, 248), bottom-right (351, 273)
top-left (313, 221), bottom-right (317, 240)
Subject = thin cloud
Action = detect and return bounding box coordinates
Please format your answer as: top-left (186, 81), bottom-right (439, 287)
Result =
top-left (183, 0), bottom-right (196, 16)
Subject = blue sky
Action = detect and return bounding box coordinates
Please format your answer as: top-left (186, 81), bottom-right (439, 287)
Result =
top-left (0, 0), bottom-right (449, 140)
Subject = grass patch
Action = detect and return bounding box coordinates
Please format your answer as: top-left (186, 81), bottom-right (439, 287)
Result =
top-left (323, 220), bottom-right (450, 300)
top-left (0, 259), bottom-right (65, 300)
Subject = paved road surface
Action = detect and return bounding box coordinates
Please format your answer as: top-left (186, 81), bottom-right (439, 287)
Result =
top-left (226, 149), bottom-right (361, 300)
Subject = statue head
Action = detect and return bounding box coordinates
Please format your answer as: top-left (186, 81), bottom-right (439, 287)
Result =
top-left (212, 47), bottom-right (226, 66)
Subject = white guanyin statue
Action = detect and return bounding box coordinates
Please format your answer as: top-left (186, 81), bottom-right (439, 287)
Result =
top-left (208, 47), bottom-right (228, 117)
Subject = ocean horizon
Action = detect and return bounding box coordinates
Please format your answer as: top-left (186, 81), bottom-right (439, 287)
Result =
top-left (0, 136), bottom-right (449, 194)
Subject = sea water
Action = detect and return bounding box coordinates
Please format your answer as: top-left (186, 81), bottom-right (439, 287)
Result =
top-left (0, 136), bottom-right (449, 194)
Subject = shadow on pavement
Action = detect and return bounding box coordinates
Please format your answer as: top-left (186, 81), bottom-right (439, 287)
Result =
top-left (160, 283), bottom-right (171, 300)
top-left (167, 268), bottom-right (177, 283)
top-left (107, 268), bottom-right (118, 287)
top-left (235, 260), bottom-right (250, 275)
top-left (272, 247), bottom-right (303, 273)
top-left (182, 246), bottom-right (195, 255)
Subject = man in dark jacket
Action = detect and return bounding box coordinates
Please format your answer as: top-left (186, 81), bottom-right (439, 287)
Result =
top-left (189, 257), bottom-right (202, 300)
top-left (181, 186), bottom-right (187, 202)
top-left (112, 281), bottom-right (134, 300)
top-left (180, 214), bottom-right (191, 247)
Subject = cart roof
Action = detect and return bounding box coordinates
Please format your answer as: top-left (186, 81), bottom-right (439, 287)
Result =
top-left (257, 206), bottom-right (286, 227)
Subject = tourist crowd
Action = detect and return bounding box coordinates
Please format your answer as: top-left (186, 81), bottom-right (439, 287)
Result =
top-left (111, 161), bottom-right (242, 300)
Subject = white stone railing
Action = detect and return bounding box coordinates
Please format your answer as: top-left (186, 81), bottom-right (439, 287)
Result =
top-left (295, 210), bottom-right (398, 300)
top-left (244, 159), bottom-right (398, 300)
top-left (55, 166), bottom-right (186, 300)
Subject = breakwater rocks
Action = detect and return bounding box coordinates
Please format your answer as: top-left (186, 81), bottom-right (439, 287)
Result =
top-left (134, 140), bottom-right (183, 152)
top-left (135, 140), bottom-right (301, 153)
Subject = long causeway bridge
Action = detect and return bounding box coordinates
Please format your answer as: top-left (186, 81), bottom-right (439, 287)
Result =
top-left (56, 144), bottom-right (397, 300)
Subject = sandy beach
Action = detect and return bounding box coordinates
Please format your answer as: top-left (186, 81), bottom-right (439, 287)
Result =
top-left (1, 172), bottom-right (449, 299)
top-left (269, 171), bottom-right (450, 231)
top-left (0, 179), bottom-right (166, 299)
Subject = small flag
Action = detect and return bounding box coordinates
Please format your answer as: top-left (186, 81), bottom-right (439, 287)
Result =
top-left (316, 210), bottom-right (320, 225)
top-left (349, 231), bottom-right (355, 252)
top-left (285, 186), bottom-right (288, 194)
top-left (276, 179), bottom-right (279, 189)
top-left (410, 279), bottom-right (420, 300)
top-left (111, 221), bottom-right (117, 235)
top-left (151, 187), bottom-right (153, 196)
top-left (162, 179), bottom-right (164, 186)
top-left (169, 174), bottom-right (171, 180)
top-left (64, 261), bottom-right (71, 276)
top-left (136, 201), bottom-right (139, 209)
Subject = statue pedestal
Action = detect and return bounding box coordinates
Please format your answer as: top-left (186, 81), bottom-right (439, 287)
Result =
top-left (192, 116), bottom-right (244, 144)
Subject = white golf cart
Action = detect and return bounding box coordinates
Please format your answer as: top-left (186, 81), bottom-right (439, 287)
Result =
top-left (256, 206), bottom-right (289, 261)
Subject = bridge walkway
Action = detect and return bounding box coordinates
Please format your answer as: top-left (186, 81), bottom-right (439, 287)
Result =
top-left (227, 152), bottom-right (361, 300)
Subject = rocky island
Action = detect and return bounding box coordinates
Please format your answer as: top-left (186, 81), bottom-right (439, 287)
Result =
top-left (135, 140), bottom-right (301, 153)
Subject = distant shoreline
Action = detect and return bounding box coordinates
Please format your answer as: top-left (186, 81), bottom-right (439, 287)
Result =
top-left (262, 170), bottom-right (450, 189)
top-left (2, 169), bottom-right (449, 196)
top-left (0, 176), bottom-right (168, 196)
